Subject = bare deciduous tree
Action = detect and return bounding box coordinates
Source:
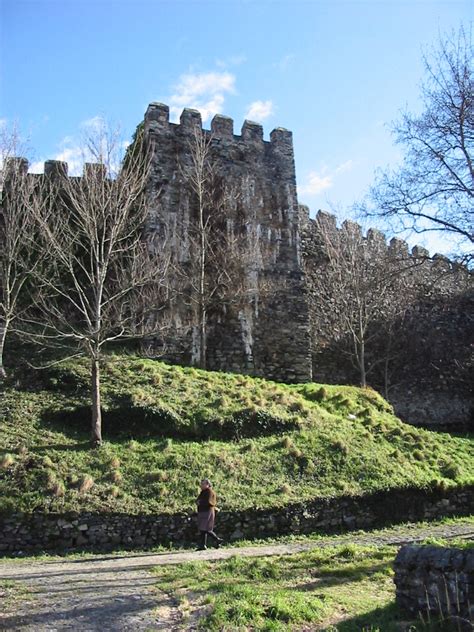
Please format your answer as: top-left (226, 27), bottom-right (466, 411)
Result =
top-left (0, 126), bottom-right (39, 379)
top-left (20, 122), bottom-right (169, 445)
top-left (310, 215), bottom-right (414, 388)
top-left (179, 127), bottom-right (262, 369)
top-left (364, 25), bottom-right (473, 261)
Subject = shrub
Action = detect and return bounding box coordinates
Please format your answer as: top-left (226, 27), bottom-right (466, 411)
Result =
top-left (282, 436), bottom-right (293, 449)
top-left (240, 442), bottom-right (256, 453)
top-left (0, 454), bottom-right (15, 469)
top-left (110, 456), bottom-right (120, 469)
top-left (68, 473), bottom-right (80, 487)
top-left (288, 400), bottom-right (306, 413)
top-left (205, 409), bottom-right (297, 440)
top-left (299, 456), bottom-right (316, 473)
top-left (301, 385), bottom-right (327, 402)
top-left (332, 440), bottom-right (348, 455)
top-left (440, 461), bottom-right (461, 480)
top-left (147, 470), bottom-right (168, 482)
top-left (50, 481), bottom-right (65, 497)
top-left (339, 543), bottom-right (358, 559)
top-left (45, 469), bottom-right (57, 487)
top-left (289, 447), bottom-right (303, 459)
top-left (110, 470), bottom-right (123, 484)
top-left (431, 478), bottom-right (451, 493)
top-left (78, 475), bottom-right (94, 494)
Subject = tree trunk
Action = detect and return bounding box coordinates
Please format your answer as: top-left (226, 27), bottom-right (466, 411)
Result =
top-left (198, 187), bottom-right (207, 370)
top-left (91, 356), bottom-right (102, 446)
top-left (200, 305), bottom-right (207, 370)
top-left (359, 339), bottom-right (367, 388)
top-left (0, 320), bottom-right (8, 379)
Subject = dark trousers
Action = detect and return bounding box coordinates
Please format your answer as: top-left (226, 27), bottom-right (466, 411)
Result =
top-left (199, 530), bottom-right (220, 548)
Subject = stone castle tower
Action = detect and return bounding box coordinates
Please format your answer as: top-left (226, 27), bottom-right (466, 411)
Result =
top-left (10, 103), bottom-right (470, 426)
top-left (143, 102), bottom-right (312, 383)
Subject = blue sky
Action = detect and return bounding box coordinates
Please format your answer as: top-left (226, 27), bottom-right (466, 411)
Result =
top-left (1, 0), bottom-right (472, 254)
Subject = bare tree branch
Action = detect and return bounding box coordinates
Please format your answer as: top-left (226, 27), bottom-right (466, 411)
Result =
top-left (362, 25), bottom-right (473, 261)
top-left (15, 122), bottom-right (170, 445)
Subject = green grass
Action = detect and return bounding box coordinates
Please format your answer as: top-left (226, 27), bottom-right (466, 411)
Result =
top-left (152, 545), bottom-right (396, 630)
top-left (0, 579), bottom-right (32, 612)
top-left (152, 542), bottom-right (474, 631)
top-left (230, 515), bottom-right (474, 548)
top-left (1, 354), bottom-right (473, 515)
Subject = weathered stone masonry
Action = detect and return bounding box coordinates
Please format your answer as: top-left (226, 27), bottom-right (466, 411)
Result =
top-left (143, 102), bottom-right (312, 383)
top-left (20, 104), bottom-right (472, 424)
top-left (394, 544), bottom-right (474, 621)
top-left (1, 485), bottom-right (472, 554)
top-left (141, 103), bottom-right (472, 425)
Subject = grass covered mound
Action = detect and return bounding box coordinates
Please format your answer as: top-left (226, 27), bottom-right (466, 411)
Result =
top-left (1, 354), bottom-right (472, 515)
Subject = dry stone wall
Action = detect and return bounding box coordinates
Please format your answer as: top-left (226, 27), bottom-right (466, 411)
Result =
top-left (394, 545), bottom-right (474, 622)
top-left (1, 485), bottom-right (472, 554)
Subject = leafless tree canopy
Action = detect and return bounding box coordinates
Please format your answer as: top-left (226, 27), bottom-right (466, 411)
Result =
top-left (176, 127), bottom-right (263, 369)
top-left (364, 25), bottom-right (473, 260)
top-left (0, 125), bottom-right (38, 379)
top-left (18, 123), bottom-right (169, 445)
top-left (310, 216), bottom-right (415, 389)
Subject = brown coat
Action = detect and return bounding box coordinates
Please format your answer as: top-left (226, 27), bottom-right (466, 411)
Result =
top-left (197, 488), bottom-right (217, 531)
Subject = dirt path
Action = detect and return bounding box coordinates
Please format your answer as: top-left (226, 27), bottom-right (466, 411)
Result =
top-left (1, 521), bottom-right (473, 631)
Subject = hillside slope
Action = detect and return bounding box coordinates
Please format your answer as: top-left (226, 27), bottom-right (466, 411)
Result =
top-left (1, 355), bottom-right (472, 515)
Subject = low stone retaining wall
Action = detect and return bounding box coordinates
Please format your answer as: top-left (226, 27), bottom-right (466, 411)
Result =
top-left (394, 545), bottom-right (474, 622)
top-left (1, 485), bottom-right (472, 554)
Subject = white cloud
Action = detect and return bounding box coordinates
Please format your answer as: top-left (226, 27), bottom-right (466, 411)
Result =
top-left (54, 145), bottom-right (85, 176)
top-left (216, 54), bottom-right (247, 69)
top-left (299, 160), bottom-right (354, 197)
top-left (28, 144), bottom-right (85, 176)
top-left (275, 54), bottom-right (295, 71)
top-left (168, 71), bottom-right (236, 123)
top-left (334, 160), bottom-right (354, 175)
top-left (28, 116), bottom-right (129, 176)
top-left (299, 170), bottom-right (333, 195)
top-left (28, 161), bottom-right (45, 174)
top-left (245, 100), bottom-right (274, 122)
top-left (81, 115), bottom-right (105, 132)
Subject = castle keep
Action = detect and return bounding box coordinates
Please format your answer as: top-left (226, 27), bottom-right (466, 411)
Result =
top-left (143, 102), bottom-right (312, 383)
top-left (13, 103), bottom-right (471, 426)
top-left (141, 103), bottom-right (472, 427)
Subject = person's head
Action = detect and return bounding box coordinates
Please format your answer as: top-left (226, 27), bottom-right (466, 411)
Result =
top-left (200, 478), bottom-right (211, 490)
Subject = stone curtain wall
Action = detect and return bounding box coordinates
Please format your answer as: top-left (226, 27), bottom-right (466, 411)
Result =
top-left (143, 103), bottom-right (312, 383)
top-left (1, 485), bottom-right (472, 554)
top-left (299, 207), bottom-right (473, 429)
top-left (394, 545), bottom-right (474, 621)
top-left (15, 104), bottom-right (472, 424)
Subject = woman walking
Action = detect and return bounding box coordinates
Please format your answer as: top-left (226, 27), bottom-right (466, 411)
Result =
top-left (196, 478), bottom-right (223, 550)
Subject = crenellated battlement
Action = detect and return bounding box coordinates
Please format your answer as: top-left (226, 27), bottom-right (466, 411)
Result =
top-left (6, 158), bottom-right (109, 182)
top-left (3, 104), bottom-right (470, 426)
top-left (144, 102), bottom-right (293, 154)
top-left (299, 208), bottom-right (463, 266)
